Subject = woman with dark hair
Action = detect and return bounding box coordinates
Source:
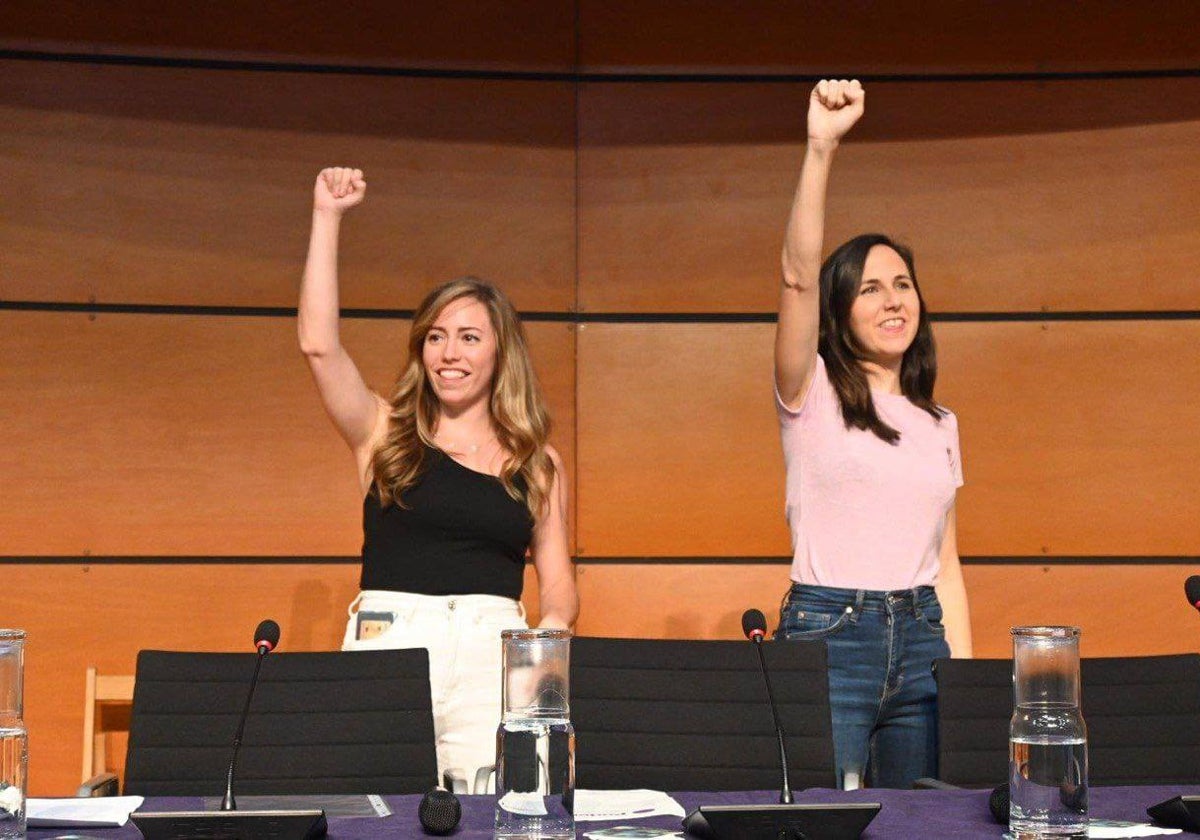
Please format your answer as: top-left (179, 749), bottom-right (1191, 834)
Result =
top-left (298, 167), bottom-right (578, 784)
top-left (774, 82), bottom-right (972, 789)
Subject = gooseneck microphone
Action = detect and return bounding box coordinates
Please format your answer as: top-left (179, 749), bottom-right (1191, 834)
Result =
top-left (680, 611), bottom-right (880, 839)
top-left (221, 619), bottom-right (280, 812)
top-left (741, 608), bottom-right (793, 805)
top-left (1185, 576), bottom-right (1200, 612)
top-left (130, 618), bottom-right (327, 839)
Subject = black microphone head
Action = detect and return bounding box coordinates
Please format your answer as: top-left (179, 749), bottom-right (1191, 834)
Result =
top-left (741, 608), bottom-right (768, 641)
top-left (254, 619), bottom-right (280, 652)
top-left (989, 783), bottom-right (1009, 823)
top-left (418, 787), bottom-right (461, 835)
top-left (1186, 576), bottom-right (1200, 608)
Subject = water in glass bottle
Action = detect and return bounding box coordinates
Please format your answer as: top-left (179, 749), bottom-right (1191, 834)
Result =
top-left (494, 628), bottom-right (574, 840)
top-left (0, 630), bottom-right (27, 840)
top-left (1008, 626), bottom-right (1088, 840)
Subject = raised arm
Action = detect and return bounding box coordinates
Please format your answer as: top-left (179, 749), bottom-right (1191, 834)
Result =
top-left (529, 446), bottom-right (578, 630)
top-left (776, 79), bottom-right (865, 408)
top-left (298, 167), bottom-right (383, 464)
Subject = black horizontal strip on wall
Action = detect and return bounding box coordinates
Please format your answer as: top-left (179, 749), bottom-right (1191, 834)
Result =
top-left (3, 48), bottom-right (1200, 84)
top-left (0, 555), bottom-right (1197, 566)
top-left (4, 299), bottom-right (1200, 324)
top-left (573, 556), bottom-right (1200, 566)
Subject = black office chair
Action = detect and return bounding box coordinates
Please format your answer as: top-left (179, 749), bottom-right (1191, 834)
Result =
top-left (934, 653), bottom-right (1200, 787)
top-left (930, 657), bottom-right (1010, 787)
top-left (117, 648), bottom-right (438, 796)
top-left (571, 637), bottom-right (836, 791)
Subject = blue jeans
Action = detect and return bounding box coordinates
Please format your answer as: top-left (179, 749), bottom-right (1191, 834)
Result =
top-left (776, 584), bottom-right (950, 789)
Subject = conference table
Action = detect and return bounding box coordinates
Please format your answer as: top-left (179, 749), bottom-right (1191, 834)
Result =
top-left (27, 786), bottom-right (1200, 839)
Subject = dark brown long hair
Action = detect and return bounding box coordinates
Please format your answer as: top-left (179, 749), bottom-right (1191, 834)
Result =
top-left (370, 277), bottom-right (553, 518)
top-left (818, 233), bottom-right (945, 444)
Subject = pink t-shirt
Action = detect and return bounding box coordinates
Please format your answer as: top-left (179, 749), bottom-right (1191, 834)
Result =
top-left (777, 356), bottom-right (963, 590)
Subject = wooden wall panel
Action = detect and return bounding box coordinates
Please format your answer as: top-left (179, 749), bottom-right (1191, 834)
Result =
top-left (937, 321), bottom-right (1200, 556)
top-left (574, 563), bottom-right (788, 640)
top-left (0, 312), bottom-right (575, 554)
top-left (578, 79), bottom-right (1200, 313)
top-left (576, 321), bottom-right (1200, 557)
top-left (6, 563), bottom-right (361, 796)
top-left (7, 2), bottom-right (1196, 76)
top-left (8, 560), bottom-right (558, 796)
top-left (576, 322), bottom-right (788, 556)
top-left (961, 565), bottom-right (1200, 660)
top-left (0, 60), bottom-right (575, 310)
top-left (578, 1), bottom-right (1200, 74)
top-left (573, 563), bottom-right (1200, 660)
top-left (0, 2), bottom-right (576, 70)
top-left (3, 7), bottom-right (1198, 802)
top-left (9, 560), bottom-right (1196, 794)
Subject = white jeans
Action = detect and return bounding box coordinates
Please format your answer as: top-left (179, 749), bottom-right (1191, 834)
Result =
top-left (341, 590), bottom-right (527, 784)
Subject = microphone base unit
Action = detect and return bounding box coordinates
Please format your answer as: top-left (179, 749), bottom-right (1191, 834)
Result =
top-left (1148, 795), bottom-right (1200, 832)
top-left (131, 808), bottom-right (327, 840)
top-left (682, 802), bottom-right (880, 840)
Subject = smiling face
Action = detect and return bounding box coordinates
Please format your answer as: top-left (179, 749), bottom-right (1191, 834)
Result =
top-left (847, 244), bottom-right (921, 368)
top-left (421, 296), bottom-right (498, 412)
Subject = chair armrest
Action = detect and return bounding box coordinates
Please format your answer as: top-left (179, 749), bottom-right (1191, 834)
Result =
top-left (474, 764), bottom-right (496, 795)
top-left (913, 777), bottom-right (963, 790)
top-left (443, 768), bottom-right (470, 795)
top-left (77, 772), bottom-right (119, 797)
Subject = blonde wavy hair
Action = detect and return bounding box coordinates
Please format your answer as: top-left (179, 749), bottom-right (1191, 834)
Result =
top-left (370, 277), bottom-right (554, 519)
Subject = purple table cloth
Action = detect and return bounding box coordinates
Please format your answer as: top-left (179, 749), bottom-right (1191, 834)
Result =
top-left (28, 786), bottom-right (1200, 839)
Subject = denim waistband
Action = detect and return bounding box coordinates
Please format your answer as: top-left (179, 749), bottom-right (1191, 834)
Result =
top-left (784, 583), bottom-right (939, 613)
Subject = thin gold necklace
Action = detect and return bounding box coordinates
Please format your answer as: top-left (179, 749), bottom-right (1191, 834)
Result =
top-left (433, 431), bottom-right (492, 455)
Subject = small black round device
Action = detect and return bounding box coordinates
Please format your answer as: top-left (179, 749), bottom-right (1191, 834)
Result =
top-left (418, 787), bottom-right (462, 835)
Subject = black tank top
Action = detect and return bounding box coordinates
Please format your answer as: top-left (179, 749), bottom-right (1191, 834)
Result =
top-left (360, 446), bottom-right (533, 599)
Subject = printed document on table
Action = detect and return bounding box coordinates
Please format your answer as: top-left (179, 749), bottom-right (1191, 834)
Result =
top-left (27, 795), bottom-right (144, 827)
top-left (574, 789), bottom-right (686, 821)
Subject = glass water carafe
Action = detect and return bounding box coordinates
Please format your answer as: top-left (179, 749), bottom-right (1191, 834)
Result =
top-left (1009, 626), bottom-right (1088, 840)
top-left (494, 628), bottom-right (574, 840)
top-left (0, 630), bottom-right (27, 840)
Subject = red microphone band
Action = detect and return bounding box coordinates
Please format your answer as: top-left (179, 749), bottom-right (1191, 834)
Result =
top-left (256, 639), bottom-right (275, 652)
top-left (748, 629), bottom-right (766, 642)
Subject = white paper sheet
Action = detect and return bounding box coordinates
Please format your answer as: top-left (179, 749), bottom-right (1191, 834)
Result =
top-left (574, 789), bottom-right (686, 822)
top-left (27, 796), bottom-right (144, 828)
top-left (497, 790), bottom-right (549, 816)
top-left (1087, 821), bottom-right (1182, 838)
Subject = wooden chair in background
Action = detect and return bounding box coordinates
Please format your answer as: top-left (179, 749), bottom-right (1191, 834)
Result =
top-left (81, 667), bottom-right (135, 790)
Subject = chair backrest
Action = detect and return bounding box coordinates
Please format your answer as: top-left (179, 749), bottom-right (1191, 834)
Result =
top-left (81, 667), bottom-right (135, 783)
top-left (1079, 654), bottom-right (1200, 785)
top-left (931, 658), bottom-right (1009, 787)
top-left (123, 648), bottom-right (437, 796)
top-left (935, 653), bottom-right (1200, 787)
top-left (571, 637), bottom-right (836, 791)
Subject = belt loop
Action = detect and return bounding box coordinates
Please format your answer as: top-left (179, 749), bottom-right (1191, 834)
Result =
top-left (849, 589), bottom-right (865, 623)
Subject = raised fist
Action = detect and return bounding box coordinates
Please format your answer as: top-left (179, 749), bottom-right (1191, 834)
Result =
top-left (807, 79), bottom-right (865, 144)
top-left (313, 167), bottom-right (367, 214)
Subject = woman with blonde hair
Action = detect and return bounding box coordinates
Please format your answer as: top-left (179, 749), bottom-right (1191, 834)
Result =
top-left (298, 167), bottom-right (577, 784)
